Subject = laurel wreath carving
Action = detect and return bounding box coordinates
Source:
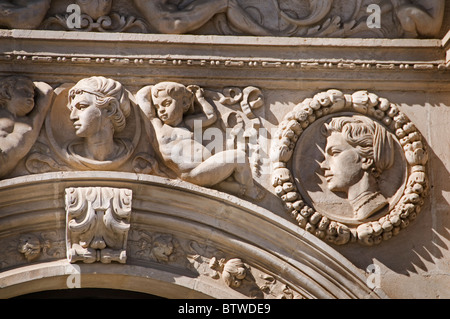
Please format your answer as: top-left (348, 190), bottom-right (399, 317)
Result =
top-left (271, 90), bottom-right (428, 245)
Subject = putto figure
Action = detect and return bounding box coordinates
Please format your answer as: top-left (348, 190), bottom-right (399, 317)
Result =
top-left (319, 115), bottom-right (395, 221)
top-left (136, 82), bottom-right (263, 200)
top-left (67, 76), bottom-right (132, 163)
top-left (0, 76), bottom-right (54, 178)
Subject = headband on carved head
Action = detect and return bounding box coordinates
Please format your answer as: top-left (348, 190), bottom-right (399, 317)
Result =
top-left (69, 76), bottom-right (131, 133)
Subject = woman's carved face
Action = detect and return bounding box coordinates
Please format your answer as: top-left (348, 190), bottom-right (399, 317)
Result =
top-left (76, 0), bottom-right (112, 19)
top-left (69, 92), bottom-right (106, 138)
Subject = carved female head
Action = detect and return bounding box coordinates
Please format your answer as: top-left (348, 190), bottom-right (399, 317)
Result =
top-left (68, 76), bottom-right (131, 138)
top-left (0, 76), bottom-right (35, 117)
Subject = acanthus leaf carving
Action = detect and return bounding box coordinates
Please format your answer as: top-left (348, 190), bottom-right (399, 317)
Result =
top-left (65, 187), bottom-right (132, 264)
top-left (0, 0), bottom-right (445, 38)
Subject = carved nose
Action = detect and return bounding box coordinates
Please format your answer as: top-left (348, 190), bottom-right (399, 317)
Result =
top-left (319, 158), bottom-right (329, 170)
top-left (70, 108), bottom-right (79, 120)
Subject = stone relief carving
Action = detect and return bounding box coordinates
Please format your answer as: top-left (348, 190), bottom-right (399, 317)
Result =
top-left (41, 0), bottom-right (147, 33)
top-left (209, 257), bottom-right (247, 288)
top-left (319, 115), bottom-right (396, 222)
top-left (271, 90), bottom-right (428, 245)
top-left (26, 77), bottom-right (160, 174)
top-left (0, 76), bottom-right (263, 202)
top-left (66, 77), bottom-right (136, 164)
top-left (16, 233), bottom-right (66, 263)
top-left (0, 74), bottom-right (430, 249)
top-left (0, 231), bottom-right (65, 269)
top-left (0, 0), bottom-right (51, 29)
top-left (395, 0), bottom-right (446, 37)
top-left (0, 0), bottom-right (444, 38)
top-left (133, 0), bottom-right (273, 36)
top-left (127, 228), bottom-right (304, 298)
top-left (0, 76), bottom-right (54, 179)
top-left (136, 82), bottom-right (264, 200)
top-left (65, 187), bottom-right (132, 263)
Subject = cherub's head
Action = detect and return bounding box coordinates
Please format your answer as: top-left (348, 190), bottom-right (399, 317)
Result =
top-left (0, 76), bottom-right (35, 117)
top-left (151, 82), bottom-right (194, 126)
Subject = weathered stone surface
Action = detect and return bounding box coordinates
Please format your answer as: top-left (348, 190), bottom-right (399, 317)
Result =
top-left (0, 1), bottom-right (448, 299)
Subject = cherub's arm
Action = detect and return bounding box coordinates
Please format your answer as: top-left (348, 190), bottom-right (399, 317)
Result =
top-left (184, 85), bottom-right (217, 131)
top-left (28, 82), bottom-right (54, 128)
top-left (395, 0), bottom-right (445, 37)
top-left (136, 85), bottom-right (163, 131)
top-left (0, 82), bottom-right (54, 177)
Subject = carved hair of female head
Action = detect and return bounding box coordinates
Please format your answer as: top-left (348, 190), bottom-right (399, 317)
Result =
top-left (69, 76), bottom-right (131, 133)
top-left (321, 115), bottom-right (395, 177)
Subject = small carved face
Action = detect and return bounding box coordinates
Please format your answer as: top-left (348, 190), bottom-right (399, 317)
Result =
top-left (18, 235), bottom-right (41, 261)
top-left (320, 132), bottom-right (364, 193)
top-left (76, 0), bottom-right (113, 20)
top-left (152, 89), bottom-right (185, 126)
top-left (69, 92), bottom-right (106, 138)
top-left (7, 81), bottom-right (35, 117)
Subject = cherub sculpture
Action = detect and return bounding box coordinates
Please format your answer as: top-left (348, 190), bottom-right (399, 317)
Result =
top-left (0, 76), bottom-right (54, 178)
top-left (136, 81), bottom-right (263, 200)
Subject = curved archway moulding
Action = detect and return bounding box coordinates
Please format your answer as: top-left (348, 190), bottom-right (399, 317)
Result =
top-left (0, 172), bottom-right (387, 299)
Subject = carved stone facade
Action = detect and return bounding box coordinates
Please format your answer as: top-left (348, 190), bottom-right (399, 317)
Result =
top-left (0, 1), bottom-right (448, 299)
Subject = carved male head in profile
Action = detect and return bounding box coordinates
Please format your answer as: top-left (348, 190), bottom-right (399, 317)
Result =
top-left (0, 76), bottom-right (35, 117)
top-left (319, 115), bottom-right (395, 221)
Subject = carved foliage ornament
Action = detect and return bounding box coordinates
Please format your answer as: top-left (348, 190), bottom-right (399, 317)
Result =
top-left (65, 187), bottom-right (132, 263)
top-left (0, 0), bottom-right (445, 38)
top-left (271, 90), bottom-right (428, 246)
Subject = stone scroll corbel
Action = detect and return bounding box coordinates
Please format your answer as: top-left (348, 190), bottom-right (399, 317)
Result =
top-left (65, 187), bottom-right (132, 264)
top-left (271, 90), bottom-right (428, 246)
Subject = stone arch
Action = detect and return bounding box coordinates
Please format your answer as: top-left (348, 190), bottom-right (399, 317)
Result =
top-left (0, 172), bottom-right (387, 299)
